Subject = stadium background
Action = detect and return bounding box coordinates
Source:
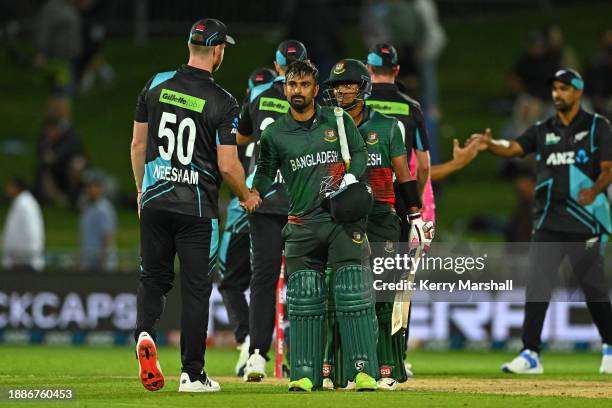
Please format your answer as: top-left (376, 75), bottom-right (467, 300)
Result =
top-left (1, 0), bottom-right (611, 353)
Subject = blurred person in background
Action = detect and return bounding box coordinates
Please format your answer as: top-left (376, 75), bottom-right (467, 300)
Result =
top-left (584, 29), bottom-right (612, 118)
top-left (545, 24), bottom-right (579, 71)
top-left (74, 0), bottom-right (115, 93)
top-left (33, 0), bottom-right (82, 120)
top-left (508, 31), bottom-right (560, 135)
top-left (79, 171), bottom-right (117, 272)
top-left (503, 160), bottom-right (536, 243)
top-left (34, 115), bottom-right (88, 207)
top-left (2, 177), bottom-right (45, 272)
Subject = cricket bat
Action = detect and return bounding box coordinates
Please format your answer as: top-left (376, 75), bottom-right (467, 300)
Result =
top-left (333, 107), bottom-right (351, 170)
top-left (391, 245), bottom-right (423, 335)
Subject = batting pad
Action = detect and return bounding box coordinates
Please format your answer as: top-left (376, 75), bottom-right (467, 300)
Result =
top-left (287, 269), bottom-right (326, 388)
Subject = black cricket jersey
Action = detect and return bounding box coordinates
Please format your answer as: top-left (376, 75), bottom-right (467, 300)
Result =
top-left (238, 76), bottom-right (289, 215)
top-left (134, 64), bottom-right (239, 218)
top-left (367, 83), bottom-right (430, 155)
top-left (516, 109), bottom-right (612, 235)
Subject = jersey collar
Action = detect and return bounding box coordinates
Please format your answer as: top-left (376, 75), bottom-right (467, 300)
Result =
top-left (179, 64), bottom-right (213, 80)
top-left (551, 107), bottom-right (587, 128)
top-left (286, 103), bottom-right (323, 130)
top-left (371, 82), bottom-right (399, 92)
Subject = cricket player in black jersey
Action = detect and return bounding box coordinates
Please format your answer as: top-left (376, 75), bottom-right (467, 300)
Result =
top-left (130, 18), bottom-right (261, 393)
top-left (218, 67), bottom-right (277, 377)
top-left (236, 40), bottom-right (309, 382)
top-left (468, 69), bottom-right (612, 374)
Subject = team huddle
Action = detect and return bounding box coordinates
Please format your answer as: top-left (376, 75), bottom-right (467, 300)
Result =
top-left (129, 17), bottom-right (612, 394)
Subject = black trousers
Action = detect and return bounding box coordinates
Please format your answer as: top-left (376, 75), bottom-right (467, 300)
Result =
top-left (135, 207), bottom-right (215, 378)
top-left (248, 212), bottom-right (287, 359)
top-left (522, 228), bottom-right (612, 353)
top-left (218, 229), bottom-right (251, 344)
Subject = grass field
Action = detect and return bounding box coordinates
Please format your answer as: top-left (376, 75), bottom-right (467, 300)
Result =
top-left (1, 346), bottom-right (611, 407)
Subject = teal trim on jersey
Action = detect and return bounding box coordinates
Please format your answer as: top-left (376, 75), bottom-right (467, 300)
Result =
top-left (536, 154), bottom-right (541, 161)
top-left (590, 114), bottom-right (598, 152)
top-left (142, 156), bottom-right (172, 192)
top-left (367, 52), bottom-right (383, 67)
top-left (535, 178), bottom-right (553, 229)
top-left (190, 162), bottom-right (216, 182)
top-left (569, 164), bottom-right (611, 233)
top-left (415, 128), bottom-right (424, 151)
top-left (250, 82), bottom-right (274, 103)
top-left (141, 185), bottom-right (175, 207)
top-left (264, 189), bottom-right (276, 198)
top-left (566, 200), bottom-right (600, 235)
top-left (275, 50), bottom-right (287, 66)
top-left (209, 218), bottom-right (219, 275)
top-left (566, 206), bottom-right (597, 234)
top-left (190, 164), bottom-right (203, 217)
top-left (218, 230), bottom-right (231, 277)
top-left (601, 234), bottom-right (609, 256)
top-left (223, 197), bottom-right (246, 231)
top-left (149, 71), bottom-right (176, 90)
top-left (246, 164), bottom-right (256, 188)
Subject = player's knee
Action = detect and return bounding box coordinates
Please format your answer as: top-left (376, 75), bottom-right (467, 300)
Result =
top-left (334, 265), bottom-right (375, 313)
top-left (287, 269), bottom-right (326, 317)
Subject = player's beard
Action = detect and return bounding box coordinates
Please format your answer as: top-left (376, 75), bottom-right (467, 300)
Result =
top-left (554, 98), bottom-right (571, 113)
top-left (289, 95), bottom-right (311, 112)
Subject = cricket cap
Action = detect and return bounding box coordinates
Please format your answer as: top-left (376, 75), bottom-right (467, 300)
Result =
top-left (548, 68), bottom-right (584, 90)
top-left (188, 18), bottom-right (235, 46)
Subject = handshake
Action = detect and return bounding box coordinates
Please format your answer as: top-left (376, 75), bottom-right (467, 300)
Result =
top-left (239, 188), bottom-right (262, 213)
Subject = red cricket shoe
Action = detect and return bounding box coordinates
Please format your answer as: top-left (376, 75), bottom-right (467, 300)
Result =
top-left (136, 332), bottom-right (165, 391)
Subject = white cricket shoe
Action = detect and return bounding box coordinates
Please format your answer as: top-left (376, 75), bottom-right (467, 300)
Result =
top-left (377, 377), bottom-right (398, 391)
top-left (600, 343), bottom-right (612, 374)
top-left (178, 372), bottom-right (221, 392)
top-left (336, 380), bottom-right (355, 390)
top-left (322, 378), bottom-right (335, 390)
top-left (243, 349), bottom-right (266, 382)
top-left (235, 336), bottom-right (250, 376)
top-left (501, 349), bottom-right (543, 374)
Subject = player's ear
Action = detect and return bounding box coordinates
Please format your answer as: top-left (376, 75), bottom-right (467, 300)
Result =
top-left (314, 83), bottom-right (320, 97)
top-left (394, 65), bottom-right (400, 77)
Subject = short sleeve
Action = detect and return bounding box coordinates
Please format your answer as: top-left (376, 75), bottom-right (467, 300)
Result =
top-left (237, 99), bottom-right (254, 136)
top-left (390, 119), bottom-right (408, 158)
top-left (596, 115), bottom-right (612, 161)
top-left (216, 96), bottom-right (240, 146)
top-left (515, 124), bottom-right (538, 155)
top-left (134, 77), bottom-right (153, 123)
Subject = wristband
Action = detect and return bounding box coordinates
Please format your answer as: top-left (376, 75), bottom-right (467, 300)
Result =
top-left (398, 180), bottom-right (421, 209)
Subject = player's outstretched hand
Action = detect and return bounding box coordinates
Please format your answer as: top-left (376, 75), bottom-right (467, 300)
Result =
top-left (408, 213), bottom-right (435, 253)
top-left (240, 189), bottom-right (262, 213)
top-left (452, 138), bottom-right (480, 168)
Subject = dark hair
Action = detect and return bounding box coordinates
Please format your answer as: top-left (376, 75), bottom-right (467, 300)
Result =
top-left (285, 59), bottom-right (319, 82)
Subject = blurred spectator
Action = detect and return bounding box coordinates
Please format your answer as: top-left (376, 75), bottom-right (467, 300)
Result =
top-left (2, 177), bottom-right (45, 271)
top-left (503, 160), bottom-right (536, 243)
top-left (507, 31), bottom-right (560, 134)
top-left (584, 29), bottom-right (612, 118)
top-left (360, 0), bottom-right (390, 47)
top-left (33, 0), bottom-right (82, 120)
top-left (545, 24), bottom-right (579, 71)
top-left (75, 0), bottom-right (115, 93)
top-left (34, 116), bottom-right (88, 207)
top-left (79, 172), bottom-right (117, 271)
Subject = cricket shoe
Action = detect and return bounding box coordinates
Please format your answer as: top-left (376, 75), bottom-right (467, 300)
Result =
top-left (136, 332), bottom-right (164, 391)
top-left (322, 378), bottom-right (335, 390)
top-left (243, 349), bottom-right (266, 382)
top-left (377, 377), bottom-right (398, 391)
top-left (288, 377), bottom-right (313, 392)
top-left (355, 372), bottom-right (377, 392)
top-left (404, 361), bottom-right (414, 377)
top-left (335, 380), bottom-right (355, 391)
top-left (501, 349), bottom-right (543, 374)
top-left (600, 343), bottom-right (612, 374)
top-left (235, 336), bottom-right (250, 376)
top-left (178, 372), bottom-right (221, 392)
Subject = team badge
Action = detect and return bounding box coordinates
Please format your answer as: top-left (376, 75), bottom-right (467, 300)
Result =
top-left (366, 131), bottom-right (379, 145)
top-left (352, 231), bottom-right (364, 244)
top-left (324, 129), bottom-right (338, 142)
top-left (323, 364), bottom-right (331, 377)
top-left (333, 61), bottom-right (346, 75)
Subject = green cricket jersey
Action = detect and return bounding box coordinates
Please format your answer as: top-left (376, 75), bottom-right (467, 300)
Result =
top-left (358, 107), bottom-right (407, 215)
top-left (253, 105), bottom-right (367, 222)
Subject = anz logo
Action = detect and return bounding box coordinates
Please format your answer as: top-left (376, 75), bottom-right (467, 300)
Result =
top-left (545, 149), bottom-right (589, 166)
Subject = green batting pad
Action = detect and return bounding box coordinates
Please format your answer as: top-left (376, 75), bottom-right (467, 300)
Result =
top-left (334, 265), bottom-right (379, 380)
top-left (376, 302), bottom-right (409, 382)
top-left (287, 270), bottom-right (326, 388)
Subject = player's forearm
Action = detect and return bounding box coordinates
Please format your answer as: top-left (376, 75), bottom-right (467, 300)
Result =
top-left (430, 160), bottom-right (460, 182)
top-left (416, 166), bottom-right (428, 195)
top-left (347, 146), bottom-right (367, 178)
top-left (130, 141), bottom-right (146, 191)
top-left (592, 169), bottom-right (612, 195)
top-left (220, 161), bottom-right (250, 202)
top-left (236, 131), bottom-right (253, 146)
top-left (487, 140), bottom-right (522, 158)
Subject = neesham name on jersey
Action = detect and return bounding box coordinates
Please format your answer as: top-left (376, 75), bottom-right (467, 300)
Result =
top-left (153, 164), bottom-right (199, 185)
top-left (373, 279), bottom-right (514, 292)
